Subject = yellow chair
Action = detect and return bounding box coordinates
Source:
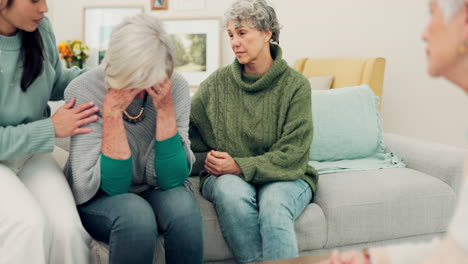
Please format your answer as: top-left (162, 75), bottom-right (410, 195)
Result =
top-left (294, 57), bottom-right (386, 103)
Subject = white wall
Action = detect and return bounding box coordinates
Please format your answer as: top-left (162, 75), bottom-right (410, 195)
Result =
top-left (47, 0), bottom-right (468, 147)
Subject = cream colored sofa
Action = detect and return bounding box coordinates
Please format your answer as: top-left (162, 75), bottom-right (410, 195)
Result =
top-left (52, 136), bottom-right (465, 264)
top-left (49, 57), bottom-right (465, 263)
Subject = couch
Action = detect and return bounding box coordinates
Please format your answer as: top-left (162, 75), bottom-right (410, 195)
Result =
top-left (49, 57), bottom-right (465, 264)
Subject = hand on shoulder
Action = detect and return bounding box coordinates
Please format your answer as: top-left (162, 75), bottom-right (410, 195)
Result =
top-left (52, 98), bottom-right (99, 137)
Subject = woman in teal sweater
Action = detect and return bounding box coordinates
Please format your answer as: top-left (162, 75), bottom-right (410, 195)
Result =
top-left (0, 0), bottom-right (98, 263)
top-left (189, 0), bottom-right (319, 262)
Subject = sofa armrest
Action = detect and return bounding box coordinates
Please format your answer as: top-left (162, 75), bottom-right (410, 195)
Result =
top-left (384, 133), bottom-right (465, 194)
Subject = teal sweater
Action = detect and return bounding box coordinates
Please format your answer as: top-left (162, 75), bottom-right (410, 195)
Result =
top-left (0, 17), bottom-right (83, 160)
top-left (100, 133), bottom-right (189, 196)
top-left (190, 45), bottom-right (319, 193)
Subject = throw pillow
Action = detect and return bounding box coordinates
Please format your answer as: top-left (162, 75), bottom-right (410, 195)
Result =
top-left (310, 85), bottom-right (382, 161)
top-left (308, 76), bottom-right (334, 90)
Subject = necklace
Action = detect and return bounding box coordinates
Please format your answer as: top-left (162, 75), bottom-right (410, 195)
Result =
top-left (123, 92), bottom-right (148, 124)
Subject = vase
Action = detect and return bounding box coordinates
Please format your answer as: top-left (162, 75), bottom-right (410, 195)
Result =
top-left (66, 60), bottom-right (83, 69)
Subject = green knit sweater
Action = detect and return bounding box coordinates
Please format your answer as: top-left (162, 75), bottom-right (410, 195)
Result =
top-left (189, 45), bottom-right (319, 193)
top-left (0, 17), bottom-right (83, 160)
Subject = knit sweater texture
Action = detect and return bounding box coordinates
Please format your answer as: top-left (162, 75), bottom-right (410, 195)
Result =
top-left (0, 17), bottom-right (82, 160)
top-left (190, 45), bottom-right (319, 193)
top-left (63, 67), bottom-right (195, 205)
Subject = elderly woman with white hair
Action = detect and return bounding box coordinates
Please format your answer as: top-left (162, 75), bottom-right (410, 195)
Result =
top-left (321, 0), bottom-right (468, 264)
top-left (63, 14), bottom-right (203, 264)
top-left (189, 0), bottom-right (318, 263)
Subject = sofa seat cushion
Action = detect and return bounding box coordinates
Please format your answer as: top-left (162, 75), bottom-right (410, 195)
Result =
top-left (295, 202), bottom-right (328, 252)
top-left (188, 177), bottom-right (328, 261)
top-left (314, 168), bottom-right (456, 248)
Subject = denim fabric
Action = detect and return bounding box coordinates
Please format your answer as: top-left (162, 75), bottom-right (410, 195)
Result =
top-left (202, 175), bottom-right (312, 263)
top-left (78, 186), bottom-right (203, 264)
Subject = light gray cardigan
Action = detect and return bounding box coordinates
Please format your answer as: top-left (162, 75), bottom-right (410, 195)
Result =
top-left (63, 67), bottom-right (195, 205)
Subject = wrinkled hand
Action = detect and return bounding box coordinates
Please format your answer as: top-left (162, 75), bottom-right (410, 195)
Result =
top-left (320, 250), bottom-right (369, 264)
top-left (103, 88), bottom-right (142, 115)
top-left (204, 151), bottom-right (242, 176)
top-left (52, 98), bottom-right (99, 137)
top-left (146, 77), bottom-right (173, 111)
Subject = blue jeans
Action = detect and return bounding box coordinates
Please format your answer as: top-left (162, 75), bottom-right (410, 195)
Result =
top-left (202, 175), bottom-right (312, 263)
top-left (78, 186), bottom-right (203, 264)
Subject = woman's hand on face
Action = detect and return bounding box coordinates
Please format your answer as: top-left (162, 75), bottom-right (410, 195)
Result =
top-left (103, 88), bottom-right (142, 115)
top-left (52, 97), bottom-right (99, 138)
top-left (204, 150), bottom-right (242, 176)
top-left (146, 77), bottom-right (173, 111)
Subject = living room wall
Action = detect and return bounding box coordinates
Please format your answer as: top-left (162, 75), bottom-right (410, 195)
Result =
top-left (47, 0), bottom-right (468, 148)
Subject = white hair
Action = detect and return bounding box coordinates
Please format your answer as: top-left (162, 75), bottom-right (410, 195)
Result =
top-left (436, 0), bottom-right (465, 21)
top-left (103, 14), bottom-right (174, 90)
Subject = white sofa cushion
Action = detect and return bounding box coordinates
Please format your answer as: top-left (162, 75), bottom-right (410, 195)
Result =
top-left (314, 168), bottom-right (456, 248)
top-left (308, 76), bottom-right (334, 90)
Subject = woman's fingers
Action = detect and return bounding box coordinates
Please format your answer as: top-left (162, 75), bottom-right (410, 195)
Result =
top-left (205, 160), bottom-right (218, 171)
top-left (204, 164), bottom-right (216, 175)
top-left (53, 101), bottom-right (99, 137)
top-left (147, 77), bottom-right (172, 98)
top-left (71, 101), bottom-right (95, 114)
top-left (77, 115), bottom-right (99, 128)
top-left (205, 156), bottom-right (215, 167)
top-left (146, 87), bottom-right (157, 97)
top-left (76, 106), bottom-right (99, 120)
top-left (62, 97), bottom-right (76, 109)
top-left (72, 127), bottom-right (93, 135)
top-left (105, 88), bottom-right (141, 112)
top-left (129, 88), bottom-right (143, 97)
top-left (211, 151), bottom-right (228, 159)
top-left (206, 153), bottom-right (221, 166)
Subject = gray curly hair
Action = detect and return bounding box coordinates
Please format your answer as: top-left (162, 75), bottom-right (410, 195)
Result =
top-left (224, 0), bottom-right (281, 45)
top-left (436, 0), bottom-right (465, 21)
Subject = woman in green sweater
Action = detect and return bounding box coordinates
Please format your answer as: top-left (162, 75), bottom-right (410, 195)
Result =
top-left (0, 0), bottom-right (98, 263)
top-left (189, 0), bottom-right (319, 262)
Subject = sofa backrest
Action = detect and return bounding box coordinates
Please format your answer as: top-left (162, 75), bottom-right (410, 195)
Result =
top-left (294, 57), bottom-right (386, 104)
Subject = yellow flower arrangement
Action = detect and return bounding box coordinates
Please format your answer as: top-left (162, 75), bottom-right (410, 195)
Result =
top-left (57, 40), bottom-right (90, 69)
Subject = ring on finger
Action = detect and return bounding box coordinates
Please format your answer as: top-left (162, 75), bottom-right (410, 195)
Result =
top-left (156, 88), bottom-right (162, 94)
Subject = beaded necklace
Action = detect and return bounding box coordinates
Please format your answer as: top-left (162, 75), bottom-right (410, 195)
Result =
top-left (123, 92), bottom-right (148, 124)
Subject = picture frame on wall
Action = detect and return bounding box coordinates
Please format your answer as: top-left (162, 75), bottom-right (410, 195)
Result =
top-left (162, 18), bottom-right (221, 87)
top-left (83, 6), bottom-right (143, 68)
top-left (152, 0), bottom-right (168, 10)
